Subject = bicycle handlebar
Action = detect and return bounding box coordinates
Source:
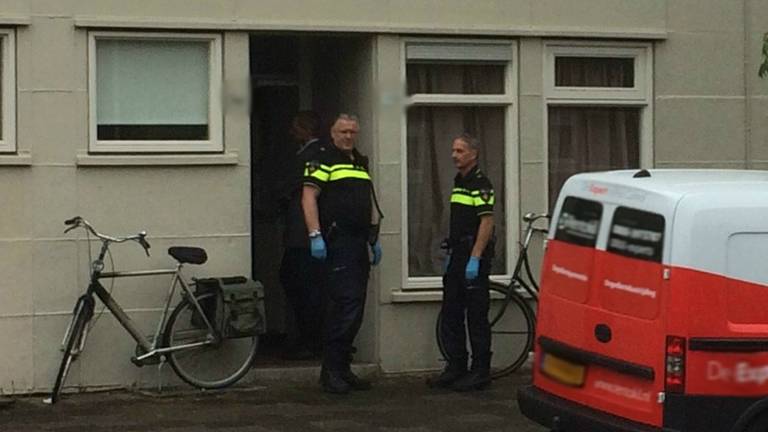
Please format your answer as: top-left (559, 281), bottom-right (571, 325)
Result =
top-left (63, 216), bottom-right (151, 256)
top-left (523, 212), bottom-right (550, 224)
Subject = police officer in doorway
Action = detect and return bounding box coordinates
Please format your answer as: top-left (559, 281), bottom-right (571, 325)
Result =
top-left (428, 133), bottom-right (495, 392)
top-left (278, 111), bottom-right (326, 360)
top-left (301, 113), bottom-right (383, 394)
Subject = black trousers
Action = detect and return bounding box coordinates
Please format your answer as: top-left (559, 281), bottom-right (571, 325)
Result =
top-left (440, 248), bottom-right (492, 370)
top-left (279, 247), bottom-right (325, 352)
top-left (323, 235), bottom-right (370, 371)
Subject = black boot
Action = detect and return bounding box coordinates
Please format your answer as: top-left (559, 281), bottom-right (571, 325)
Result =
top-left (426, 363), bottom-right (468, 389)
top-left (450, 369), bottom-right (491, 391)
top-left (320, 369), bottom-right (352, 394)
top-left (451, 353), bottom-right (492, 392)
top-left (341, 370), bottom-right (372, 391)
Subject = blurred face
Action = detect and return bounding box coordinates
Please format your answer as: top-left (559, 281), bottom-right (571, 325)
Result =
top-left (452, 138), bottom-right (477, 172)
top-left (290, 119), bottom-right (311, 143)
top-left (331, 118), bottom-right (359, 153)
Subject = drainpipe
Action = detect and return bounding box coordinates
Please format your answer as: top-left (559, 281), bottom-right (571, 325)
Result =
top-left (743, 0), bottom-right (752, 169)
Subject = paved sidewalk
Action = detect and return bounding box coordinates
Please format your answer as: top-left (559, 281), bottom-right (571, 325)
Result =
top-left (0, 373), bottom-right (546, 432)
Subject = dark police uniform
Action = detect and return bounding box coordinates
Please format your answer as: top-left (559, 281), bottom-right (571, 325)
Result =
top-left (279, 138), bottom-right (326, 356)
top-left (303, 145), bottom-right (373, 374)
top-left (441, 165), bottom-right (495, 374)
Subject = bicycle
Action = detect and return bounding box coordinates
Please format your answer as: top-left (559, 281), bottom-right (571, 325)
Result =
top-left (46, 216), bottom-right (259, 404)
top-left (436, 212), bottom-right (549, 379)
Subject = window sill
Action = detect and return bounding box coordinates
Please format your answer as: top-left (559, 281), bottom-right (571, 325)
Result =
top-left (391, 285), bottom-right (509, 303)
top-left (391, 290), bottom-right (444, 303)
top-left (76, 152), bottom-right (240, 167)
top-left (0, 151), bottom-right (32, 166)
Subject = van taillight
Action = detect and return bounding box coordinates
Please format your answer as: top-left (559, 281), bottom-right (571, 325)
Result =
top-left (665, 336), bottom-right (686, 393)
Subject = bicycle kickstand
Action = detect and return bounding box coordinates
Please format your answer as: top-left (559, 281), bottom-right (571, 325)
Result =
top-left (156, 355), bottom-right (166, 393)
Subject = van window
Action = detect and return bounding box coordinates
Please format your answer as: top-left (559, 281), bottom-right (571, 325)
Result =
top-left (546, 196), bottom-right (601, 303)
top-left (600, 207), bottom-right (665, 319)
top-left (554, 197), bottom-right (602, 248)
top-left (607, 207), bottom-right (664, 262)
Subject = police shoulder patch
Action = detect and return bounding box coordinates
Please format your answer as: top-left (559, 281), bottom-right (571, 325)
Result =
top-left (479, 188), bottom-right (492, 203)
top-left (307, 160), bottom-right (321, 174)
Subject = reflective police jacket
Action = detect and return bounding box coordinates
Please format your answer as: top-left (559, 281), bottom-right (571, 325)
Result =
top-left (449, 165), bottom-right (495, 245)
top-left (303, 145), bottom-right (373, 239)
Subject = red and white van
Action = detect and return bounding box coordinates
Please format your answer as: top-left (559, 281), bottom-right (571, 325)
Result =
top-left (518, 169), bottom-right (768, 432)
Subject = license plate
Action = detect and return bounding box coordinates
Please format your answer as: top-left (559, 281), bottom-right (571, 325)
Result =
top-left (541, 353), bottom-right (586, 387)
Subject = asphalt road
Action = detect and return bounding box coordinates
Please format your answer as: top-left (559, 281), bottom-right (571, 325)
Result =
top-left (0, 373), bottom-right (548, 432)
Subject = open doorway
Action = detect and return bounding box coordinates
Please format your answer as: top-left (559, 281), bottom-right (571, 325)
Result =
top-left (249, 34), bottom-right (374, 365)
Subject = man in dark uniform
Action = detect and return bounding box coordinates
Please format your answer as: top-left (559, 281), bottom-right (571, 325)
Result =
top-left (428, 133), bottom-right (495, 392)
top-left (278, 111), bottom-right (326, 360)
top-left (301, 113), bottom-right (382, 394)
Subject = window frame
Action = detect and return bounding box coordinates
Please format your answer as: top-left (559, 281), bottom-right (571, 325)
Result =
top-left (545, 42), bottom-right (651, 103)
top-left (0, 29), bottom-right (16, 153)
top-left (401, 38), bottom-right (519, 290)
top-left (543, 40), bottom-right (654, 208)
top-left (87, 31), bottom-right (223, 154)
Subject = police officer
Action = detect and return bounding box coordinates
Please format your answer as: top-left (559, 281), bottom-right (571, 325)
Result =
top-left (428, 133), bottom-right (495, 392)
top-left (278, 111), bottom-right (326, 360)
top-left (301, 113), bottom-right (382, 394)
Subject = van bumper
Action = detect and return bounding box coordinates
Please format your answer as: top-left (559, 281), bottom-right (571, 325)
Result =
top-left (518, 385), bottom-right (668, 432)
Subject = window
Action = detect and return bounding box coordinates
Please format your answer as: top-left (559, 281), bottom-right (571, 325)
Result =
top-left (88, 32), bottom-right (222, 153)
top-left (554, 197), bottom-right (603, 248)
top-left (607, 207), bottom-right (665, 262)
top-left (404, 41), bottom-right (516, 286)
top-left (545, 42), bottom-right (652, 209)
top-left (0, 29), bottom-right (15, 153)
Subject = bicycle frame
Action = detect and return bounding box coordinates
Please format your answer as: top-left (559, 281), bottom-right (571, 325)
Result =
top-left (508, 219), bottom-right (548, 302)
top-left (73, 237), bottom-right (218, 364)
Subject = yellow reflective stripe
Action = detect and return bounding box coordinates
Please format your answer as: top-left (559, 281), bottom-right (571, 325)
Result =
top-left (329, 169), bottom-right (371, 181)
top-left (452, 187), bottom-right (472, 194)
top-left (305, 168), bottom-right (330, 182)
top-left (474, 196), bottom-right (495, 206)
top-left (329, 164), bottom-right (355, 170)
top-left (451, 194), bottom-right (475, 206)
top-left (452, 193), bottom-right (495, 206)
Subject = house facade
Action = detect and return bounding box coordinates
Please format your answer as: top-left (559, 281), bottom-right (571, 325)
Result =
top-left (0, 0), bottom-right (766, 393)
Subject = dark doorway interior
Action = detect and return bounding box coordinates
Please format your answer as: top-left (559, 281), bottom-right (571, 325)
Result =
top-left (250, 34), bottom-right (364, 365)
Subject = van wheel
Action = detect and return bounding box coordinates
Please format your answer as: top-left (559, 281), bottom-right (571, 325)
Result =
top-left (731, 399), bottom-right (768, 432)
top-left (743, 413), bottom-right (768, 432)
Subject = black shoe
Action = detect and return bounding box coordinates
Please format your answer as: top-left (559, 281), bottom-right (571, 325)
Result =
top-left (341, 370), bottom-right (372, 391)
top-left (320, 370), bottom-right (352, 394)
top-left (450, 370), bottom-right (491, 392)
top-left (426, 367), bottom-right (467, 389)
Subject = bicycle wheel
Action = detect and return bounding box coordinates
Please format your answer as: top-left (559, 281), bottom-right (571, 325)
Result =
top-left (488, 281), bottom-right (536, 378)
top-left (164, 292), bottom-right (257, 389)
top-left (50, 295), bottom-right (93, 404)
top-left (435, 281), bottom-right (536, 379)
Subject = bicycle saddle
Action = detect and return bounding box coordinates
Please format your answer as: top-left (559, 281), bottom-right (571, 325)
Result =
top-left (168, 246), bottom-right (208, 265)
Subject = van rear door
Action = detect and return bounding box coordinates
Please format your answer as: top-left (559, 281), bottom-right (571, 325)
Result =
top-left (535, 199), bottom-right (668, 428)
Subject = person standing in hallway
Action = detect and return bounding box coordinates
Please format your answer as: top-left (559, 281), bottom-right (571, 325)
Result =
top-left (428, 133), bottom-right (495, 392)
top-left (278, 111), bottom-right (327, 360)
top-left (301, 113), bottom-right (383, 394)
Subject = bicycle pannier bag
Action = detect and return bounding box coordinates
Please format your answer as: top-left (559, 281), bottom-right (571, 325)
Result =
top-left (219, 276), bottom-right (265, 338)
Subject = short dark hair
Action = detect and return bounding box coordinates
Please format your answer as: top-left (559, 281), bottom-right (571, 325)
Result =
top-left (294, 111), bottom-right (321, 137)
top-left (455, 133), bottom-right (479, 153)
top-left (334, 112), bottom-right (359, 125)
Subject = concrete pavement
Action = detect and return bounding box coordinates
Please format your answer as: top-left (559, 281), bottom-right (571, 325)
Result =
top-left (0, 372), bottom-right (546, 432)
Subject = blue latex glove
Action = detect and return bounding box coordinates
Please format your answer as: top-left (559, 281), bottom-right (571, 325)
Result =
top-left (370, 240), bottom-right (382, 266)
top-left (465, 256), bottom-right (480, 280)
top-left (310, 236), bottom-right (327, 260)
